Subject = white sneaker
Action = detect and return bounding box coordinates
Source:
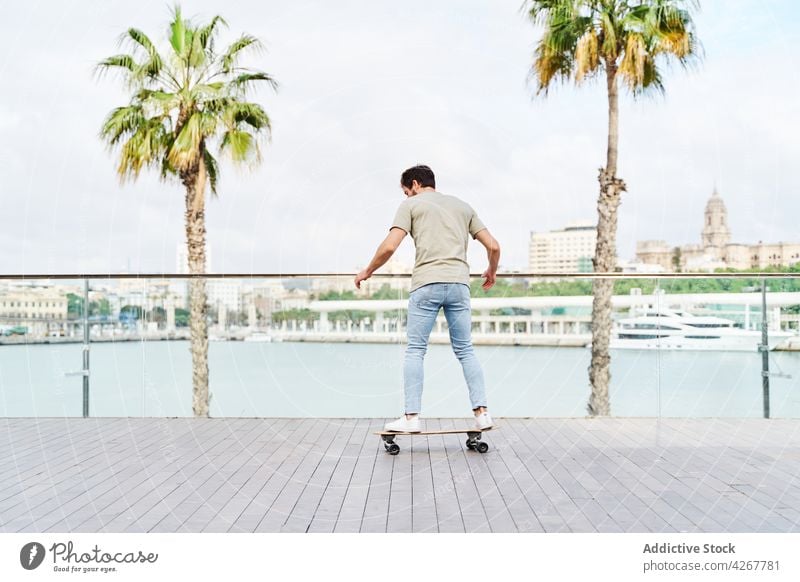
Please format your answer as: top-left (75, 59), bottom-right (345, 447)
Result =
top-left (385, 415), bottom-right (421, 433)
top-left (474, 411), bottom-right (493, 430)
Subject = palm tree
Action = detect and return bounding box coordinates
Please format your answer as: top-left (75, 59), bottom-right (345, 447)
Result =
top-left (97, 5), bottom-right (277, 416)
top-left (523, 0), bottom-right (702, 415)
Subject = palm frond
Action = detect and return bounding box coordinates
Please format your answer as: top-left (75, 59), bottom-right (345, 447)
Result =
top-left (230, 71), bottom-right (279, 95)
top-left (640, 54), bottom-right (665, 97)
top-left (598, 9), bottom-right (619, 58)
top-left (133, 89), bottom-right (181, 119)
top-left (524, 0), bottom-right (574, 27)
top-left (135, 88), bottom-right (179, 102)
top-left (168, 112), bottom-right (203, 170)
top-left (618, 32), bottom-right (647, 88)
top-left (122, 28), bottom-right (165, 81)
top-left (190, 82), bottom-right (226, 103)
top-left (201, 96), bottom-right (232, 115)
top-left (160, 150), bottom-right (177, 181)
top-left (574, 28), bottom-right (600, 82)
top-left (227, 101), bottom-right (272, 134)
top-left (188, 24), bottom-right (206, 69)
top-left (197, 110), bottom-right (220, 136)
top-left (96, 54), bottom-right (137, 75)
top-left (220, 35), bottom-right (263, 73)
top-left (125, 27), bottom-right (158, 55)
top-left (529, 42), bottom-right (572, 95)
top-left (116, 120), bottom-right (169, 181)
top-left (203, 148), bottom-right (219, 195)
top-left (220, 129), bottom-right (259, 164)
top-left (524, 1), bottom-right (593, 95)
top-left (197, 15), bottom-right (227, 51)
top-left (99, 105), bottom-right (146, 145)
top-left (169, 5), bottom-right (190, 59)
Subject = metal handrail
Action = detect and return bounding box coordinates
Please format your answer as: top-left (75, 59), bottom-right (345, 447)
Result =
top-left (0, 272), bottom-right (798, 280)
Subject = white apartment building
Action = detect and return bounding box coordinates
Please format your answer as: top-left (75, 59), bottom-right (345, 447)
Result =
top-left (207, 279), bottom-right (243, 312)
top-left (0, 286), bottom-right (68, 320)
top-left (529, 220), bottom-right (597, 274)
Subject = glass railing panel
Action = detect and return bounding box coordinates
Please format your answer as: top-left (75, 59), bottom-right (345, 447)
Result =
top-left (1, 273), bottom-right (798, 418)
top-left (628, 276), bottom-right (800, 418)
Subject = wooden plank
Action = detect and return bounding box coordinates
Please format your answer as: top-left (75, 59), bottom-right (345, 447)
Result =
top-left (427, 418), bottom-right (464, 533)
top-left (386, 423), bottom-right (413, 533)
top-left (139, 418), bottom-right (286, 533)
top-left (485, 420), bottom-right (545, 532)
top-left (0, 418), bottom-right (132, 504)
top-left (224, 418), bottom-right (321, 533)
top-left (411, 422), bottom-right (438, 533)
top-left (504, 419), bottom-right (588, 532)
top-left (81, 419), bottom-right (235, 532)
top-left (439, 418), bottom-right (490, 533)
top-left (253, 419), bottom-right (341, 532)
top-left (333, 419), bottom-right (382, 533)
top-left (359, 419), bottom-right (394, 533)
top-left (6, 418), bottom-right (204, 533)
top-left (219, 418), bottom-right (316, 533)
top-left (307, 418), bottom-right (372, 533)
top-left (644, 419), bottom-right (791, 531)
top-left (459, 422), bottom-right (517, 532)
top-left (281, 419), bottom-right (359, 532)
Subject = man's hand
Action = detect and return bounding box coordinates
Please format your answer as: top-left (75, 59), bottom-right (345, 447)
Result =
top-left (475, 229), bottom-right (500, 292)
top-left (354, 269), bottom-right (371, 289)
top-left (481, 268), bottom-right (496, 291)
top-left (355, 228), bottom-right (407, 289)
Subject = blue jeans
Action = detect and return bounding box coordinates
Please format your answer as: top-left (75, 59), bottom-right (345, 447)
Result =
top-left (403, 282), bottom-right (488, 414)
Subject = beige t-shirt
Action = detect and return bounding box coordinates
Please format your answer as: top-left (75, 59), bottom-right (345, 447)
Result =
top-left (390, 190), bottom-right (487, 292)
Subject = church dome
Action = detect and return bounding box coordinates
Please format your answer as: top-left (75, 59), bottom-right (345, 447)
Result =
top-left (705, 188), bottom-right (726, 212)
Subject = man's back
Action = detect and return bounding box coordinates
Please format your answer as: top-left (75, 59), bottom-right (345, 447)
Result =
top-left (391, 190), bottom-right (486, 292)
top-left (356, 164), bottom-right (499, 432)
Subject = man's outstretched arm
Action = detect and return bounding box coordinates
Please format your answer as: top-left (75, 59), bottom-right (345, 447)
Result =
top-left (354, 227), bottom-right (407, 289)
top-left (475, 228), bottom-right (501, 291)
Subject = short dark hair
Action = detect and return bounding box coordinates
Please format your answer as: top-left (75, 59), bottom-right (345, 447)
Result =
top-left (401, 165), bottom-right (435, 189)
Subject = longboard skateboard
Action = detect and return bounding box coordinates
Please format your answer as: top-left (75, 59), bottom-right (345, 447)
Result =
top-left (374, 426), bottom-right (496, 455)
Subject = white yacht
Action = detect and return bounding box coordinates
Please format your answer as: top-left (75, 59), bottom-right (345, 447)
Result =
top-left (609, 307), bottom-right (794, 351)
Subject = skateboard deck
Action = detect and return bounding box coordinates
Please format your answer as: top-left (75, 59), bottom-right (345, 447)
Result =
top-left (374, 426), bottom-right (496, 455)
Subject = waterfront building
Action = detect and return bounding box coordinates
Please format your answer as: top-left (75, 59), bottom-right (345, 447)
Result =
top-left (636, 188), bottom-right (800, 271)
top-left (528, 220), bottom-right (598, 274)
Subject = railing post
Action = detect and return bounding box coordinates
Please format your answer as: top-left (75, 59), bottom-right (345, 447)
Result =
top-left (761, 279), bottom-right (770, 419)
top-left (83, 278), bottom-right (90, 418)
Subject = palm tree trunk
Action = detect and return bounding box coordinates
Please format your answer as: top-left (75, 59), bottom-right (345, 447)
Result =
top-left (588, 60), bottom-right (627, 417)
top-left (183, 154), bottom-right (210, 417)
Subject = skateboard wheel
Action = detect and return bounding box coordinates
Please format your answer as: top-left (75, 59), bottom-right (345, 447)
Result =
top-left (388, 443), bottom-right (400, 455)
top-left (476, 442), bottom-right (489, 453)
top-left (465, 439), bottom-right (475, 450)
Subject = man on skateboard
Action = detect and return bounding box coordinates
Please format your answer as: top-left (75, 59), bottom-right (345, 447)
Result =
top-left (355, 164), bottom-right (501, 433)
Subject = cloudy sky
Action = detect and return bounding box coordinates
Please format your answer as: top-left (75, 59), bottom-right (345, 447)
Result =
top-left (0, 0), bottom-right (798, 276)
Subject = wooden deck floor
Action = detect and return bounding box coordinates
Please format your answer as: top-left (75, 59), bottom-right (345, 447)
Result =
top-left (1, 417), bottom-right (799, 533)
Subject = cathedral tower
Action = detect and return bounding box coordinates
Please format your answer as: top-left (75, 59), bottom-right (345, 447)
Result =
top-left (701, 187), bottom-right (731, 248)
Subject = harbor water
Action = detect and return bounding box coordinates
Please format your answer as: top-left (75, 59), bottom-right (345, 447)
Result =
top-left (1, 341), bottom-right (799, 418)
